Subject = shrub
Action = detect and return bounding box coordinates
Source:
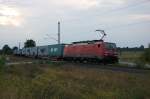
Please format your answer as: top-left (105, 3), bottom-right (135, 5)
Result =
top-left (141, 48), bottom-right (150, 63)
top-left (135, 48), bottom-right (150, 69)
top-left (0, 56), bottom-right (6, 72)
top-left (135, 61), bottom-right (145, 69)
top-left (0, 56), bottom-right (6, 66)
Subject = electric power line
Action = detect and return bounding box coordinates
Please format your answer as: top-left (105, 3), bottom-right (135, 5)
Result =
top-left (96, 0), bottom-right (150, 16)
top-left (94, 0), bottom-right (150, 31)
top-left (104, 20), bottom-right (150, 31)
top-left (111, 0), bottom-right (149, 12)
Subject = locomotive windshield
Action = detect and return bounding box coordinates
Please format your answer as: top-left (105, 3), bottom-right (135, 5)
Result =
top-left (105, 43), bottom-right (116, 50)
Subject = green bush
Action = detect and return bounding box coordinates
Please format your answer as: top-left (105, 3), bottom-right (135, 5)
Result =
top-left (135, 61), bottom-right (145, 69)
top-left (0, 56), bottom-right (6, 68)
top-left (141, 49), bottom-right (150, 63)
top-left (135, 48), bottom-right (150, 69)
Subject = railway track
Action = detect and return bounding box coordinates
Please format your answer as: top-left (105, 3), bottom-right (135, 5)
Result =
top-left (60, 62), bottom-right (150, 74)
top-left (6, 60), bottom-right (150, 74)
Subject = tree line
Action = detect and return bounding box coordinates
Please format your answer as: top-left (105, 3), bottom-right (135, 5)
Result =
top-left (0, 39), bottom-right (36, 55)
top-left (140, 44), bottom-right (150, 64)
top-left (117, 45), bottom-right (145, 52)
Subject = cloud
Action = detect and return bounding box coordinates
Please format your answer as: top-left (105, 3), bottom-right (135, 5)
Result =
top-left (47, 0), bottom-right (98, 10)
top-left (98, 0), bottom-right (127, 8)
top-left (0, 0), bottom-right (149, 48)
top-left (0, 4), bottom-right (24, 26)
top-left (103, 0), bottom-right (126, 5)
top-left (129, 14), bottom-right (150, 21)
top-left (63, 0), bottom-right (98, 9)
top-left (46, 0), bottom-right (127, 10)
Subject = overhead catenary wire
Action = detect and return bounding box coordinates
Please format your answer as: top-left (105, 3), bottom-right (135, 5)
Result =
top-left (45, 34), bottom-right (58, 42)
top-left (103, 20), bottom-right (150, 31)
top-left (96, 0), bottom-right (150, 16)
top-left (94, 0), bottom-right (150, 31)
top-left (112, 0), bottom-right (149, 11)
top-left (41, 1), bottom-right (150, 43)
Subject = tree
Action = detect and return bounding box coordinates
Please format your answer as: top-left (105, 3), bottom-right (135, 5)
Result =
top-left (2, 45), bottom-right (12, 55)
top-left (12, 46), bottom-right (18, 51)
top-left (139, 43), bottom-right (150, 64)
top-left (148, 43), bottom-right (150, 49)
top-left (0, 50), bottom-right (2, 55)
top-left (139, 45), bottom-right (144, 51)
top-left (24, 39), bottom-right (36, 48)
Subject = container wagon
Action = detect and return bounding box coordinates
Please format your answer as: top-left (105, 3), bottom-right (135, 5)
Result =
top-left (37, 46), bottom-right (49, 58)
top-left (48, 44), bottom-right (65, 60)
top-left (29, 47), bottom-right (38, 58)
top-left (21, 48), bottom-right (26, 56)
top-left (14, 44), bottom-right (65, 60)
top-left (37, 44), bottom-right (65, 59)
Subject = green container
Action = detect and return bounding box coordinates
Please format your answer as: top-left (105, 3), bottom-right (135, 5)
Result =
top-left (48, 44), bottom-right (65, 58)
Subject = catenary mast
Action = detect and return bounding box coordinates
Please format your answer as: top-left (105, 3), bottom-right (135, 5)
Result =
top-left (58, 21), bottom-right (61, 44)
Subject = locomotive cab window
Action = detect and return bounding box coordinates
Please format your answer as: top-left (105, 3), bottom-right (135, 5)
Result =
top-left (105, 43), bottom-right (116, 50)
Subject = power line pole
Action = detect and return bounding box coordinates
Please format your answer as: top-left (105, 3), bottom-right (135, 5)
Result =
top-left (45, 21), bottom-right (61, 44)
top-left (58, 21), bottom-right (61, 44)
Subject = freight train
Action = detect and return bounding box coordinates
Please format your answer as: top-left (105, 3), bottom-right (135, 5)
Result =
top-left (14, 40), bottom-right (118, 63)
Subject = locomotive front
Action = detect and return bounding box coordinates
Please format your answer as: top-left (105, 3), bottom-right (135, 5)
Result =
top-left (102, 42), bottom-right (118, 63)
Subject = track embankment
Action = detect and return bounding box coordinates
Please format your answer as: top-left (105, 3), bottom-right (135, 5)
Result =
top-left (6, 60), bottom-right (150, 74)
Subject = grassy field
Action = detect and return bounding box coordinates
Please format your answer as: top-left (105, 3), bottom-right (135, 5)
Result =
top-left (0, 56), bottom-right (150, 99)
top-left (119, 51), bottom-right (143, 62)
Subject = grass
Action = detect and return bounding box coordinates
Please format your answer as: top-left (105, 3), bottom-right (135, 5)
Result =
top-left (8, 55), bottom-right (37, 62)
top-left (119, 50), bottom-right (150, 69)
top-left (0, 56), bottom-right (6, 72)
top-left (119, 51), bottom-right (143, 63)
top-left (0, 57), bottom-right (150, 99)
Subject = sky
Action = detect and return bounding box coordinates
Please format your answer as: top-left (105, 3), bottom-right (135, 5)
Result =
top-left (0, 0), bottom-right (150, 48)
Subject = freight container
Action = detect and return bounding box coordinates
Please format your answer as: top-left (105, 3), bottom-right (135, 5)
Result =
top-left (37, 46), bottom-right (49, 57)
top-left (25, 48), bottom-right (31, 56)
top-left (48, 44), bottom-right (65, 58)
top-left (30, 47), bottom-right (38, 57)
top-left (21, 48), bottom-right (26, 56)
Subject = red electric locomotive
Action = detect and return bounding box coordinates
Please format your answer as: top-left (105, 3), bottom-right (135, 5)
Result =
top-left (63, 30), bottom-right (118, 63)
top-left (63, 40), bottom-right (118, 63)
